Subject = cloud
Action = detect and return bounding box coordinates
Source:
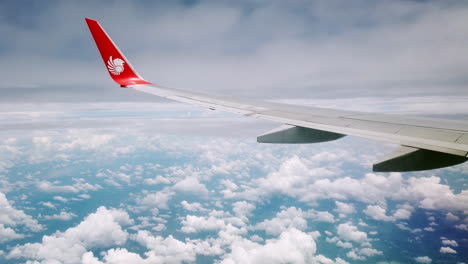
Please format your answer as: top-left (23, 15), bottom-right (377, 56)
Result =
top-left (96, 169), bottom-right (132, 187)
top-left (445, 212), bottom-right (460, 222)
top-left (345, 245), bottom-right (385, 260)
top-left (336, 223), bottom-right (368, 244)
top-left (232, 169), bottom-right (468, 216)
top-left (454, 224), bottom-right (468, 231)
top-left (306, 210), bottom-right (336, 223)
top-left (144, 175), bottom-right (171, 185)
top-left (395, 223), bottom-right (422, 234)
top-left (253, 156), bottom-right (338, 196)
top-left (441, 239), bottom-right (458, 247)
top-left (79, 193), bottom-right (91, 199)
top-left (172, 177), bottom-right (209, 197)
top-left (32, 134), bottom-right (115, 153)
top-left (7, 206), bottom-right (133, 263)
top-left (424, 227), bottom-right (435, 232)
top-left (325, 236), bottom-right (353, 249)
top-left (232, 201), bottom-right (256, 222)
top-left (334, 201), bottom-right (355, 217)
top-left (131, 230), bottom-right (222, 263)
top-left (220, 228), bottom-right (316, 264)
top-left (392, 204), bottom-right (413, 220)
top-left (439, 247), bottom-right (457, 254)
top-left (53, 196), bottom-right (69, 202)
top-left (136, 188), bottom-right (175, 210)
top-left (359, 247), bottom-right (382, 257)
top-left (0, 191), bottom-right (43, 233)
top-left (82, 248), bottom-right (145, 264)
top-left (403, 176), bottom-right (468, 212)
top-left (254, 207), bottom-right (308, 236)
top-left (363, 204), bottom-right (413, 222)
top-left (181, 200), bottom-right (205, 212)
top-left (3, 0), bottom-right (468, 105)
top-left (346, 250), bottom-right (365, 261)
top-left (181, 214), bottom-right (230, 234)
top-left (40, 201), bottom-right (56, 209)
top-left (229, 155), bottom-right (346, 201)
top-left (0, 132), bottom-right (463, 264)
top-left (363, 205), bottom-right (394, 222)
top-left (180, 209), bottom-right (246, 234)
top-left (43, 211), bottom-right (77, 221)
top-left (415, 256), bottom-right (432, 264)
top-left (0, 224), bottom-right (24, 243)
top-left (37, 178), bottom-right (102, 193)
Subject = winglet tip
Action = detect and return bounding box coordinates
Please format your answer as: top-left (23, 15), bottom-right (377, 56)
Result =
top-left (85, 18), bottom-right (152, 87)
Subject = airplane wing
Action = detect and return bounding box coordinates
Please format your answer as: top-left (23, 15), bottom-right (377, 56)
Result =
top-left (85, 18), bottom-right (468, 172)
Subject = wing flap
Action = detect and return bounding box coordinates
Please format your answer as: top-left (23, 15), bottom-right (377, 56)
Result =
top-left (456, 134), bottom-right (468, 145)
top-left (373, 146), bottom-right (468, 172)
top-left (257, 110), bottom-right (353, 127)
top-left (257, 124), bottom-right (345, 144)
top-left (345, 114), bottom-right (468, 132)
top-left (347, 120), bottom-right (401, 134)
top-left (397, 126), bottom-right (462, 143)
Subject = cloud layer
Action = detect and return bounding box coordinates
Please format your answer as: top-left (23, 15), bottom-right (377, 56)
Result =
top-left (1, 0), bottom-right (468, 104)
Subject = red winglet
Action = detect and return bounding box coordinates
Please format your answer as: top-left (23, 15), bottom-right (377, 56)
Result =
top-left (85, 18), bottom-right (151, 87)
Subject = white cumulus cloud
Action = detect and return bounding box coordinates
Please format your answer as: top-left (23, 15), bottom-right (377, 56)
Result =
top-left (255, 207), bottom-right (308, 236)
top-left (220, 228), bottom-right (316, 264)
top-left (0, 191), bottom-right (43, 235)
top-left (7, 206), bottom-right (133, 263)
top-left (440, 247), bottom-right (457, 254)
top-left (43, 211), bottom-right (77, 221)
top-left (336, 223), bottom-right (368, 244)
top-left (415, 256), bottom-right (432, 263)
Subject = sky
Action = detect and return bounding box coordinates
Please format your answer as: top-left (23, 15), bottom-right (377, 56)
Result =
top-left (1, 0), bottom-right (468, 263)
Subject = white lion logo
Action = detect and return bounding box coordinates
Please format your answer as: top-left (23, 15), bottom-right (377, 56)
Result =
top-left (107, 56), bottom-right (125, 75)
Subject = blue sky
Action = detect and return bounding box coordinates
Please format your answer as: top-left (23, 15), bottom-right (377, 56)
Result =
top-left (1, 0), bottom-right (468, 263)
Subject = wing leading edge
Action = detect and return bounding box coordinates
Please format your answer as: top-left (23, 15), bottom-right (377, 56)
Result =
top-left (85, 18), bottom-right (468, 172)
